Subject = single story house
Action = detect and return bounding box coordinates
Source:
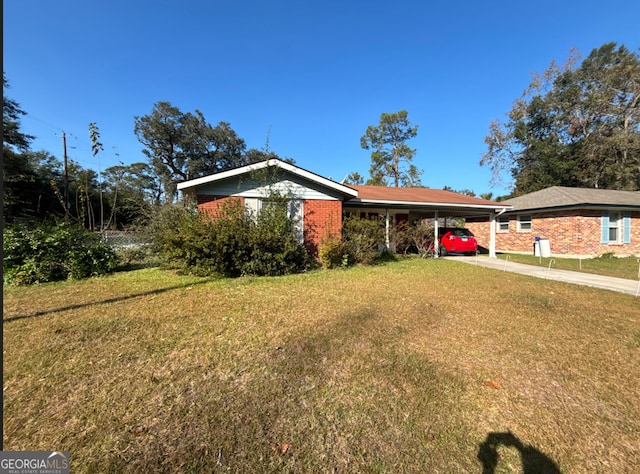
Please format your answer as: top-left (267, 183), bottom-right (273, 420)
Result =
top-left (465, 186), bottom-right (640, 257)
top-left (177, 159), bottom-right (512, 257)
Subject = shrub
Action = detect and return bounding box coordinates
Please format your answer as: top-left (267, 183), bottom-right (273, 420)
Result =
top-left (147, 201), bottom-right (225, 275)
top-left (115, 245), bottom-right (155, 269)
top-left (395, 219), bottom-right (435, 257)
top-left (147, 198), bottom-right (309, 278)
top-left (342, 214), bottom-right (385, 265)
top-left (319, 234), bottom-right (349, 269)
top-left (241, 200), bottom-right (309, 276)
top-left (3, 222), bottom-right (117, 285)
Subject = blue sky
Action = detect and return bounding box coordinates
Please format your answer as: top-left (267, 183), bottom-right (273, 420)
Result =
top-left (4, 1), bottom-right (639, 197)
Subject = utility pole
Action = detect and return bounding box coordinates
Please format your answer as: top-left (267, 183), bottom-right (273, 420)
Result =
top-left (62, 131), bottom-right (69, 222)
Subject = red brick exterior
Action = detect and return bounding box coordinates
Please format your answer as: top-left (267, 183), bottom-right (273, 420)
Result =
top-left (197, 195), bottom-right (244, 218)
top-left (303, 199), bottom-right (343, 255)
top-left (195, 195), bottom-right (343, 257)
top-left (466, 210), bottom-right (640, 257)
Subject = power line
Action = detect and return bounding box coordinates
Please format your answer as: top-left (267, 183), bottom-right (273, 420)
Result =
top-left (21, 116), bottom-right (127, 169)
top-left (21, 113), bottom-right (64, 133)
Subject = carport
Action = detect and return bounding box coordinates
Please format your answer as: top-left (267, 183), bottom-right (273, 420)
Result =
top-left (344, 185), bottom-right (512, 257)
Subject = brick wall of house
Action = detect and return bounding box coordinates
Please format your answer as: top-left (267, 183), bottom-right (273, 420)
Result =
top-left (303, 199), bottom-right (343, 255)
top-left (196, 195), bottom-right (342, 257)
top-left (466, 210), bottom-right (640, 257)
top-left (197, 195), bottom-right (244, 218)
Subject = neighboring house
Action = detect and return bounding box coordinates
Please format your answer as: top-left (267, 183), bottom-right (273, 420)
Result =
top-left (465, 186), bottom-right (640, 257)
top-left (177, 159), bottom-right (511, 257)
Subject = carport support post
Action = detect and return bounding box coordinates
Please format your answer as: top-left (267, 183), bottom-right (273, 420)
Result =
top-left (489, 211), bottom-right (497, 258)
top-left (434, 211), bottom-right (439, 258)
top-left (385, 209), bottom-right (390, 250)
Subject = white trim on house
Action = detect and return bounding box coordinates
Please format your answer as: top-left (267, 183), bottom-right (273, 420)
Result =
top-left (192, 178), bottom-right (344, 201)
top-left (350, 198), bottom-right (506, 211)
top-left (177, 159), bottom-right (358, 198)
top-left (517, 214), bottom-right (532, 232)
top-left (497, 215), bottom-right (510, 233)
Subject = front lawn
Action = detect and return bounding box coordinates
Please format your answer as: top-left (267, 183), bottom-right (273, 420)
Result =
top-left (3, 259), bottom-right (639, 472)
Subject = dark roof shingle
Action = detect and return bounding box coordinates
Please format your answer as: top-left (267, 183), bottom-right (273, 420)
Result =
top-left (505, 186), bottom-right (640, 211)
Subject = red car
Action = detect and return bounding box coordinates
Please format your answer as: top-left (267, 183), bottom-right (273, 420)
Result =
top-left (438, 227), bottom-right (478, 256)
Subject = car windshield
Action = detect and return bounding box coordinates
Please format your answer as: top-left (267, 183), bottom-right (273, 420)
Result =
top-left (448, 228), bottom-right (473, 237)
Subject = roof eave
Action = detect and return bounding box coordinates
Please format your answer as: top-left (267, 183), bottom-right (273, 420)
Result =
top-left (345, 198), bottom-right (512, 211)
top-left (177, 159), bottom-right (358, 198)
top-left (505, 203), bottom-right (640, 213)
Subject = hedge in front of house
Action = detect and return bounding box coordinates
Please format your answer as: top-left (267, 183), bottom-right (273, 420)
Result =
top-left (150, 199), bottom-right (310, 278)
top-left (3, 222), bottom-right (118, 285)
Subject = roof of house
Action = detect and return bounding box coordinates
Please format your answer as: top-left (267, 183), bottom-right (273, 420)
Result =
top-left (177, 159), bottom-right (358, 198)
top-left (505, 186), bottom-right (640, 212)
top-left (348, 185), bottom-right (510, 209)
top-left (177, 159), bottom-right (512, 215)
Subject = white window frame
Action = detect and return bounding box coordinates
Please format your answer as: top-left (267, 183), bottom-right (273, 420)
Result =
top-left (608, 211), bottom-right (622, 244)
top-left (251, 198), bottom-right (304, 244)
top-left (244, 197), bottom-right (260, 220)
top-left (497, 216), bottom-right (510, 233)
top-left (517, 214), bottom-right (532, 232)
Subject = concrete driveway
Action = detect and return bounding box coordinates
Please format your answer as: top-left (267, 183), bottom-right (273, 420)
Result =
top-left (446, 256), bottom-right (640, 297)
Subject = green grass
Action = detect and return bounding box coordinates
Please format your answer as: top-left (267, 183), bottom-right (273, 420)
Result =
top-left (4, 260), bottom-right (640, 473)
top-left (495, 252), bottom-right (640, 280)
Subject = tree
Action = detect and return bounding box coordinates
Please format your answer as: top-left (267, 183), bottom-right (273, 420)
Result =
top-left (243, 148), bottom-right (294, 165)
top-left (3, 73), bottom-right (37, 220)
top-left (88, 122), bottom-right (106, 231)
top-left (343, 172), bottom-right (365, 185)
top-left (244, 127), bottom-right (295, 165)
top-left (102, 162), bottom-right (157, 228)
top-left (481, 43), bottom-right (640, 194)
top-left (443, 186), bottom-right (476, 196)
top-left (3, 73), bottom-right (33, 151)
top-left (134, 102), bottom-right (247, 202)
top-left (360, 110), bottom-right (422, 187)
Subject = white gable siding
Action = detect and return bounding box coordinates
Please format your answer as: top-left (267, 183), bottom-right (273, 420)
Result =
top-left (196, 175), bottom-right (343, 201)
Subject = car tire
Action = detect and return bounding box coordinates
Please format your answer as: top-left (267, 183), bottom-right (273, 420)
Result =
top-left (439, 245), bottom-right (448, 256)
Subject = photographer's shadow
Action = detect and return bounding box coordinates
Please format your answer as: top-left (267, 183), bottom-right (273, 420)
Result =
top-left (477, 431), bottom-right (561, 474)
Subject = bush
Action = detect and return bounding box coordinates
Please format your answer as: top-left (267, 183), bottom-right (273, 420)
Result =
top-left (3, 222), bottom-right (117, 285)
top-left (115, 245), bottom-right (159, 270)
top-left (342, 214), bottom-right (385, 265)
top-left (395, 219), bottom-right (435, 257)
top-left (319, 234), bottom-right (349, 269)
top-left (241, 200), bottom-right (309, 276)
top-left (147, 202), bottom-right (225, 275)
top-left (148, 199), bottom-right (309, 278)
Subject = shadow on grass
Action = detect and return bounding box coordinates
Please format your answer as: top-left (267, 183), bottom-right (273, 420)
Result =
top-left (477, 431), bottom-right (561, 474)
top-left (93, 303), bottom-right (471, 472)
top-left (3, 279), bottom-right (213, 324)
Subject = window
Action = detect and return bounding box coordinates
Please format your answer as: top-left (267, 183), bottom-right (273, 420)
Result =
top-left (450, 228), bottom-right (473, 237)
top-left (601, 211), bottom-right (631, 245)
top-left (262, 199), bottom-right (304, 244)
top-left (517, 214), bottom-right (532, 232)
top-left (608, 212), bottom-right (622, 243)
top-left (497, 216), bottom-right (509, 233)
top-left (244, 198), bottom-right (304, 243)
top-left (244, 198), bottom-right (260, 219)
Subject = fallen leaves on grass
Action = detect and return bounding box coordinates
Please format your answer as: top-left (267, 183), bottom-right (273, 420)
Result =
top-left (129, 426), bottom-right (147, 437)
top-left (271, 443), bottom-right (289, 454)
top-left (484, 380), bottom-right (501, 389)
